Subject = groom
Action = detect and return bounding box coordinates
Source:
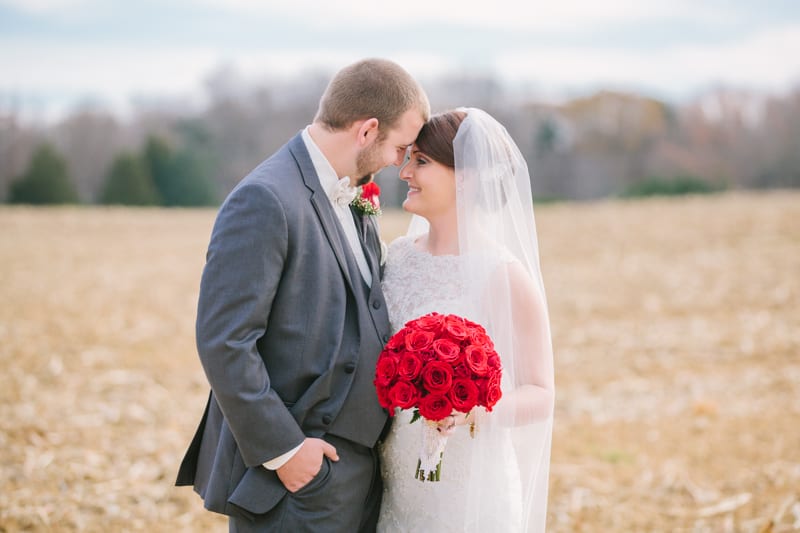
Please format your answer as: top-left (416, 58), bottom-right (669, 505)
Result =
top-left (176, 58), bottom-right (429, 531)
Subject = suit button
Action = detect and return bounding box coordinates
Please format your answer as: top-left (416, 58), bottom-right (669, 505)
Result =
top-left (372, 300), bottom-right (381, 310)
top-left (322, 414), bottom-right (332, 425)
top-left (344, 362), bottom-right (356, 374)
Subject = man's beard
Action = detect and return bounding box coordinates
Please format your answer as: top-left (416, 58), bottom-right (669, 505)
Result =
top-left (355, 141), bottom-right (383, 185)
top-left (355, 175), bottom-right (373, 187)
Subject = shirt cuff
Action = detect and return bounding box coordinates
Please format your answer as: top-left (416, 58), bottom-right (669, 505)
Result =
top-left (263, 442), bottom-right (304, 470)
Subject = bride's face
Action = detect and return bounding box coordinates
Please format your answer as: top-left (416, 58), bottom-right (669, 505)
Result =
top-left (398, 146), bottom-right (456, 218)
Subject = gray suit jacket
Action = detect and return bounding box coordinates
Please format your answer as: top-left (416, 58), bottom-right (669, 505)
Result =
top-left (176, 132), bottom-right (392, 519)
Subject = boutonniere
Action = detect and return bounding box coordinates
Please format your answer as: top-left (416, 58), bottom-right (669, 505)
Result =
top-left (351, 182), bottom-right (382, 216)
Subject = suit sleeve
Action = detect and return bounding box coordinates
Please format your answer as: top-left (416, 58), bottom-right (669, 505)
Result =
top-left (195, 181), bottom-right (305, 467)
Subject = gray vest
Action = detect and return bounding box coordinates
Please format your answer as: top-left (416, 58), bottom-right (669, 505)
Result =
top-left (327, 212), bottom-right (391, 447)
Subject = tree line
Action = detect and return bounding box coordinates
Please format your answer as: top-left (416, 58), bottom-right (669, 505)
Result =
top-left (1, 67), bottom-right (798, 207)
top-left (5, 134), bottom-right (217, 206)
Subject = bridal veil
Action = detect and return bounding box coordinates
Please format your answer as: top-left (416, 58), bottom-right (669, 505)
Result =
top-left (406, 108), bottom-right (555, 531)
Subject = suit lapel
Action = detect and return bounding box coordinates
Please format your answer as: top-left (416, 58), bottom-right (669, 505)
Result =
top-left (351, 208), bottom-right (380, 282)
top-left (288, 134), bottom-right (355, 291)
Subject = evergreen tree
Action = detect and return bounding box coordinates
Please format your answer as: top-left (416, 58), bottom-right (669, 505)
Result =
top-left (163, 149), bottom-right (218, 206)
top-left (8, 143), bottom-right (79, 204)
top-left (143, 135), bottom-right (218, 206)
top-left (144, 135), bottom-right (173, 201)
top-left (100, 153), bottom-right (160, 205)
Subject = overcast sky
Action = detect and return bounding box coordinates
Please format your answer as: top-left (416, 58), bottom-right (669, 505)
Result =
top-left (2, 0), bottom-right (799, 121)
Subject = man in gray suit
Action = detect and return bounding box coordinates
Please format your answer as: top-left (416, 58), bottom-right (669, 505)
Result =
top-left (176, 59), bottom-right (429, 531)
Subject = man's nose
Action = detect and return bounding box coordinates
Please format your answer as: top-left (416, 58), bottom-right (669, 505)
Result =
top-left (399, 161), bottom-right (411, 180)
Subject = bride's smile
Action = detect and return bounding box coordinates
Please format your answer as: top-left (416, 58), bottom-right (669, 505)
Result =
top-left (399, 146), bottom-right (456, 220)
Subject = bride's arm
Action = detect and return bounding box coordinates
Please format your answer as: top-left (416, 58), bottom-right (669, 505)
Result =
top-left (485, 260), bottom-right (555, 427)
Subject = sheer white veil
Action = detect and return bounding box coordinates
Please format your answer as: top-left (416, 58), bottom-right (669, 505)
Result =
top-left (407, 108), bottom-right (555, 531)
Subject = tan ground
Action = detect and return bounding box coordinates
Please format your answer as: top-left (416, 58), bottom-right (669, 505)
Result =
top-left (1, 191), bottom-right (798, 532)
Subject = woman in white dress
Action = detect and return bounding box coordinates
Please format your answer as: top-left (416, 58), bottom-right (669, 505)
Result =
top-left (378, 108), bottom-right (555, 532)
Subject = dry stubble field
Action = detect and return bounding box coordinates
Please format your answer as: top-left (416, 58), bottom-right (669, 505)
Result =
top-left (1, 191), bottom-right (798, 532)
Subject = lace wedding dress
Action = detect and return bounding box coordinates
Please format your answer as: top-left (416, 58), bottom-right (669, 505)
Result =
top-left (377, 235), bottom-right (523, 533)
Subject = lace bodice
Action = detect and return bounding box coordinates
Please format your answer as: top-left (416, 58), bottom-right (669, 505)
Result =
top-left (381, 236), bottom-right (469, 332)
top-left (377, 236), bottom-right (522, 532)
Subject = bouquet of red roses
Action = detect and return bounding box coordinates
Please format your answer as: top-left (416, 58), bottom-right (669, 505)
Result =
top-left (374, 312), bottom-right (503, 481)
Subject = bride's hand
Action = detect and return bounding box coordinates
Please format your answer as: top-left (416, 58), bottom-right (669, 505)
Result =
top-left (432, 411), bottom-right (471, 436)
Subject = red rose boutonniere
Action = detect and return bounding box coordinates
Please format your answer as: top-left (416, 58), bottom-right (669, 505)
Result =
top-left (351, 182), bottom-right (382, 216)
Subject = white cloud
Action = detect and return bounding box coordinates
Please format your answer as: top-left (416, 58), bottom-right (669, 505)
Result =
top-left (496, 24), bottom-right (800, 97)
top-left (2, 5), bottom-right (799, 121)
top-left (0, 0), bottom-right (95, 15)
top-left (0, 39), bottom-right (219, 121)
top-left (0, 37), bottom-right (452, 94)
top-left (192, 0), bottom-right (712, 31)
top-left (0, 39), bottom-right (216, 93)
top-left (234, 50), bottom-right (452, 81)
top-left (0, 38), bottom-right (454, 120)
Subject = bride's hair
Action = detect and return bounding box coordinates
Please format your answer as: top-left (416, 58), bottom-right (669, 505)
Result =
top-left (414, 110), bottom-right (467, 168)
top-left (417, 109), bottom-right (516, 211)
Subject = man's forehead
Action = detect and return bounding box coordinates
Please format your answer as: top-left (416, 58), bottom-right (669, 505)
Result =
top-left (391, 111), bottom-right (425, 143)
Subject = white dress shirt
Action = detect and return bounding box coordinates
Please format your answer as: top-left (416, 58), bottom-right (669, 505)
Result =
top-left (302, 127), bottom-right (372, 286)
top-left (263, 127), bottom-right (373, 471)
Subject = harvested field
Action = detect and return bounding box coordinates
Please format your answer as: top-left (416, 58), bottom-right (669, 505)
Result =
top-left (1, 191), bottom-right (798, 531)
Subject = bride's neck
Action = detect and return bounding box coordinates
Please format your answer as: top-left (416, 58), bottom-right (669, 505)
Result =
top-left (424, 215), bottom-right (459, 256)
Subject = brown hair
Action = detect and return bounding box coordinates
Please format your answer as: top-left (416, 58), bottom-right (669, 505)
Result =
top-left (414, 110), bottom-right (467, 168)
top-left (315, 58), bottom-right (430, 135)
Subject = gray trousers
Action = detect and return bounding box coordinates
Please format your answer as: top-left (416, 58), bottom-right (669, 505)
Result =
top-left (229, 435), bottom-right (382, 533)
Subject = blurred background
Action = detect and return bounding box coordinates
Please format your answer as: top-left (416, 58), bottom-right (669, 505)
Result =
top-left (2, 0), bottom-right (799, 205)
top-left (1, 1), bottom-right (799, 532)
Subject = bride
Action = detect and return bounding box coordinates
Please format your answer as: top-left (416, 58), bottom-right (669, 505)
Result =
top-left (377, 108), bottom-right (555, 532)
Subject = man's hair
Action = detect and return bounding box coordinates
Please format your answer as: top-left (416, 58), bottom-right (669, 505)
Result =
top-left (315, 58), bottom-right (430, 135)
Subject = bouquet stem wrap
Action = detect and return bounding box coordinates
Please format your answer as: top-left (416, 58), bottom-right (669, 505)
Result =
top-left (416, 420), bottom-right (448, 482)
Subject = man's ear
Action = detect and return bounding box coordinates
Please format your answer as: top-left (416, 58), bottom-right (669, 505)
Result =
top-left (356, 118), bottom-right (380, 147)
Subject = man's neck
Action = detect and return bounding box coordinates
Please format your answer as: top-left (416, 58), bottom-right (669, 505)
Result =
top-left (308, 123), bottom-right (355, 184)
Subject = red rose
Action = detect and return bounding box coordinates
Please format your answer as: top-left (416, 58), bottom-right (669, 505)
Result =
top-left (397, 352), bottom-right (423, 381)
top-left (376, 381), bottom-right (394, 412)
top-left (444, 315), bottom-right (469, 341)
top-left (469, 329), bottom-right (495, 351)
top-left (385, 330), bottom-right (406, 351)
top-left (388, 381), bottom-right (419, 410)
top-left (452, 363), bottom-right (470, 378)
top-left (484, 374), bottom-right (503, 410)
top-left (449, 378), bottom-right (480, 413)
top-left (418, 349), bottom-right (436, 363)
top-left (475, 378), bottom-right (488, 398)
top-left (405, 329), bottom-right (435, 352)
top-left (421, 361), bottom-right (454, 395)
top-left (418, 393), bottom-right (453, 421)
top-left (464, 345), bottom-right (489, 376)
top-left (462, 317), bottom-right (482, 329)
top-left (375, 355), bottom-right (398, 387)
top-left (487, 352), bottom-right (502, 371)
top-left (432, 338), bottom-right (462, 364)
top-left (362, 182), bottom-right (381, 208)
top-left (413, 313), bottom-right (445, 333)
